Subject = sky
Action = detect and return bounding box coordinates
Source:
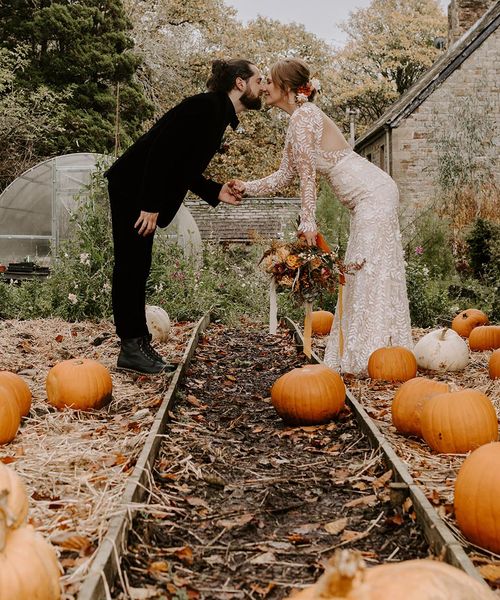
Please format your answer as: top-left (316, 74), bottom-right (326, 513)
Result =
top-left (225, 0), bottom-right (449, 47)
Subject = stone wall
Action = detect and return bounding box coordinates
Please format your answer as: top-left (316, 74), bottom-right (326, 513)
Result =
top-left (184, 197), bottom-right (301, 242)
top-left (358, 134), bottom-right (389, 172)
top-left (448, 0), bottom-right (497, 45)
top-left (358, 28), bottom-right (499, 222)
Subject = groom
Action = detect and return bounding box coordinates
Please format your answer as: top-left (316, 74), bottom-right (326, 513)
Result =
top-left (106, 58), bottom-right (264, 375)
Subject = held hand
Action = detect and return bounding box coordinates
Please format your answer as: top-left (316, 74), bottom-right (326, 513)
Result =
top-left (227, 179), bottom-right (246, 196)
top-left (134, 211), bottom-right (159, 236)
top-left (219, 183), bottom-right (242, 206)
top-left (299, 230), bottom-right (318, 247)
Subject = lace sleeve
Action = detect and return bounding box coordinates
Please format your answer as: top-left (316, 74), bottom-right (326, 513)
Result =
top-left (289, 104), bottom-right (323, 233)
top-left (243, 137), bottom-right (295, 197)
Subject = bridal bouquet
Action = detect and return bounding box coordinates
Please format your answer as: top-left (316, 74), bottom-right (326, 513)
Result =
top-left (260, 235), bottom-right (354, 304)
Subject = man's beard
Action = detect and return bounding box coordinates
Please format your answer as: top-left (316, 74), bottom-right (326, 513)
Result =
top-left (240, 89), bottom-right (262, 110)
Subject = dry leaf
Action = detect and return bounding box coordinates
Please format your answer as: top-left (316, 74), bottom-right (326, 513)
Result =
top-left (186, 394), bottom-right (207, 409)
top-left (386, 514), bottom-right (404, 526)
top-left (217, 513), bottom-right (253, 529)
top-left (250, 582), bottom-right (276, 597)
top-left (324, 517), bottom-right (349, 535)
top-left (185, 496), bottom-right (209, 508)
top-left (402, 497), bottom-right (413, 513)
top-left (174, 546), bottom-right (194, 565)
top-left (344, 494), bottom-right (378, 508)
top-left (372, 470), bottom-right (393, 489)
top-left (51, 533), bottom-right (93, 554)
top-left (479, 564), bottom-right (500, 583)
top-left (148, 560), bottom-right (169, 573)
top-left (352, 481), bottom-right (368, 491)
top-left (55, 334), bottom-right (64, 343)
top-left (293, 523), bottom-right (321, 534)
top-left (250, 551), bottom-right (276, 564)
top-left (341, 529), bottom-right (363, 542)
top-left (0, 456), bottom-right (16, 464)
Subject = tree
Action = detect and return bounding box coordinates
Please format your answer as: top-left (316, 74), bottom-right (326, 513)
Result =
top-left (0, 0), bottom-right (151, 155)
top-left (330, 0), bottom-right (447, 131)
top-left (0, 46), bottom-right (69, 189)
top-left (123, 1), bottom-right (337, 185)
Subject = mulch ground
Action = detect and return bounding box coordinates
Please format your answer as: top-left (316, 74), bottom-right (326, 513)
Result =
top-left (314, 329), bottom-right (500, 593)
top-left (115, 322), bottom-right (428, 600)
top-left (0, 317), bottom-right (195, 600)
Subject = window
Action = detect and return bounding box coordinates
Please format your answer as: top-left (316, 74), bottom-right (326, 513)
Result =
top-left (379, 145), bottom-right (385, 171)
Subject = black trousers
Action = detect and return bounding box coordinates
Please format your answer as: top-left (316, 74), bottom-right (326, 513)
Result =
top-left (109, 183), bottom-right (155, 340)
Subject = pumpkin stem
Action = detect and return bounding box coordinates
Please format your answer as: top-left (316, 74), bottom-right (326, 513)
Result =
top-left (317, 550), bottom-right (366, 597)
top-left (439, 328), bottom-right (448, 341)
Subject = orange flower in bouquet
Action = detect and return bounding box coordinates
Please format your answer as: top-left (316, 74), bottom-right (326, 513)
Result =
top-left (260, 235), bottom-right (363, 304)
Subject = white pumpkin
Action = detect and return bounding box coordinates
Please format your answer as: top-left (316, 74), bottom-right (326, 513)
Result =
top-left (413, 328), bottom-right (469, 371)
top-left (145, 305), bottom-right (171, 342)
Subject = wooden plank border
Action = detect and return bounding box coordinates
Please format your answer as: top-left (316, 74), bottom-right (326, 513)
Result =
top-left (78, 313), bottom-right (211, 600)
top-left (284, 317), bottom-right (485, 584)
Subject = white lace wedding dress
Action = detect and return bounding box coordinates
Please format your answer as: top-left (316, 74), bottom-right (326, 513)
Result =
top-left (244, 102), bottom-right (413, 375)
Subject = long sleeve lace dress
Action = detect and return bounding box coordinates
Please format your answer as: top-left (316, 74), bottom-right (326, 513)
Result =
top-left (244, 102), bottom-right (413, 376)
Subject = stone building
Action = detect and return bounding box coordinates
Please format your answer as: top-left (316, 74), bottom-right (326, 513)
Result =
top-left (184, 197), bottom-right (301, 243)
top-left (355, 0), bottom-right (499, 219)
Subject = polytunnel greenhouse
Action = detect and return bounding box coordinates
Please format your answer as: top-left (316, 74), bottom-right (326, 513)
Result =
top-left (0, 153), bottom-right (202, 267)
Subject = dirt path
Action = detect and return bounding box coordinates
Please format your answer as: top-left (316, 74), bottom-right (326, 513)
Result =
top-left (115, 323), bottom-right (428, 599)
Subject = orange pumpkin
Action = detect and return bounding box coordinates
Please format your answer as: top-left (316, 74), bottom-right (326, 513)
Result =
top-left (271, 364), bottom-right (345, 425)
top-left (368, 346), bottom-right (417, 382)
top-left (489, 349), bottom-right (500, 380)
top-left (287, 549), bottom-right (496, 599)
top-left (451, 309), bottom-right (489, 338)
top-left (421, 389), bottom-right (498, 454)
top-left (0, 463), bottom-right (29, 529)
top-left (0, 523), bottom-right (61, 600)
top-left (469, 325), bottom-right (500, 351)
top-left (391, 377), bottom-right (450, 438)
top-left (0, 390), bottom-right (21, 445)
top-left (454, 442), bottom-right (500, 555)
top-left (0, 372), bottom-right (31, 417)
top-left (46, 359), bottom-right (112, 411)
top-left (311, 311), bottom-right (334, 336)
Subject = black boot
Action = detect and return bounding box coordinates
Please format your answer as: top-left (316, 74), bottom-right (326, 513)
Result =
top-left (142, 334), bottom-right (177, 372)
top-left (117, 337), bottom-right (166, 375)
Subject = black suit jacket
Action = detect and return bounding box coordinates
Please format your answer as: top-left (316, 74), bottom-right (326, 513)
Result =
top-left (105, 91), bottom-right (239, 227)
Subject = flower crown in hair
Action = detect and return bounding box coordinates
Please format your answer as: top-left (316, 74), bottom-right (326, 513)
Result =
top-left (295, 78), bottom-right (321, 105)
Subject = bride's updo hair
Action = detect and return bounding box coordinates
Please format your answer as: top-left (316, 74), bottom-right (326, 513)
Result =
top-left (207, 59), bottom-right (255, 93)
top-left (271, 58), bottom-right (317, 101)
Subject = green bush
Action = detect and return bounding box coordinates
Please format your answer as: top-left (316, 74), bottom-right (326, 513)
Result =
top-left (466, 217), bottom-right (500, 279)
top-left (402, 206), bottom-right (456, 279)
top-left (405, 256), bottom-right (453, 328)
top-left (315, 180), bottom-right (350, 256)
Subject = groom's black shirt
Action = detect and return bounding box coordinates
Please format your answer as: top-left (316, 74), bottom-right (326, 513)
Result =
top-left (105, 91), bottom-right (239, 228)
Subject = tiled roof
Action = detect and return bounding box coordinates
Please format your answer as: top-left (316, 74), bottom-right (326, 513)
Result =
top-left (355, 1), bottom-right (500, 149)
top-left (184, 197), bottom-right (301, 242)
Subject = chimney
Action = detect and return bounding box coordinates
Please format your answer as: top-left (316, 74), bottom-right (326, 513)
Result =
top-left (448, 0), bottom-right (496, 45)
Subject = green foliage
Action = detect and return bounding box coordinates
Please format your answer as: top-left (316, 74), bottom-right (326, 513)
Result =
top-left (405, 255), bottom-right (453, 328)
top-left (434, 95), bottom-right (497, 194)
top-left (315, 181), bottom-right (350, 257)
top-left (147, 241), bottom-right (270, 325)
top-left (0, 45), bottom-right (69, 188)
top-left (402, 206), bottom-right (456, 279)
top-left (466, 218), bottom-right (500, 279)
top-left (331, 0), bottom-right (447, 131)
top-left (0, 0), bottom-right (152, 155)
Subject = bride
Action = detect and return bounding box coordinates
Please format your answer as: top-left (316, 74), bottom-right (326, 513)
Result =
top-left (230, 57), bottom-right (413, 376)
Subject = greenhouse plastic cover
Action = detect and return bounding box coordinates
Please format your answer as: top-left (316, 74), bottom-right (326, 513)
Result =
top-left (0, 153), bottom-right (201, 264)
